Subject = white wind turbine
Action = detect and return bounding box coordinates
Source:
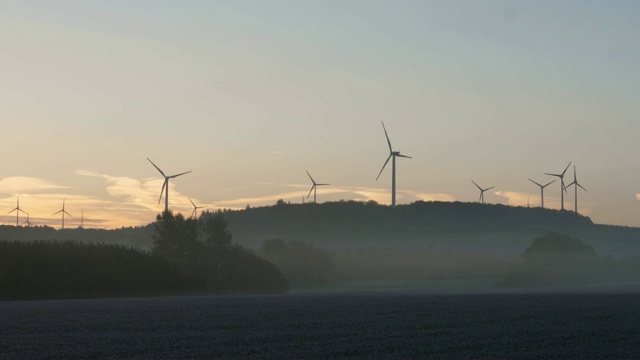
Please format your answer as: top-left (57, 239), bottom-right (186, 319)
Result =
top-left (528, 178), bottom-right (556, 209)
top-left (564, 165), bottom-right (587, 214)
top-left (189, 197), bottom-right (205, 219)
top-left (545, 162), bottom-right (571, 211)
top-left (375, 121), bottom-right (412, 207)
top-left (306, 171), bottom-right (330, 204)
top-left (8, 196), bottom-right (27, 227)
top-left (23, 211), bottom-right (33, 227)
top-left (53, 199), bottom-right (72, 229)
top-left (147, 158), bottom-right (192, 213)
top-left (471, 180), bottom-right (494, 204)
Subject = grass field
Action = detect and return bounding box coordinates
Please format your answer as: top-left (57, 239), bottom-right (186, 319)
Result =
top-left (2, 289), bottom-right (640, 359)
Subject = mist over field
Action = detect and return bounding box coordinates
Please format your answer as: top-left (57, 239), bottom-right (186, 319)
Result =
top-left (3, 201), bottom-right (640, 297)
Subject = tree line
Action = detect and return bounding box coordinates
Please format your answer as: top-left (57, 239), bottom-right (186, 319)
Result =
top-left (0, 211), bottom-right (289, 300)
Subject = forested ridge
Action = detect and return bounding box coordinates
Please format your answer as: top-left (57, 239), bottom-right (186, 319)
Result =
top-left (2, 201), bottom-right (639, 255)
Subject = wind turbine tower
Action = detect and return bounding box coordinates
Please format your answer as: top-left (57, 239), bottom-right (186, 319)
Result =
top-left (545, 162), bottom-right (571, 210)
top-left (565, 165), bottom-right (587, 214)
top-left (147, 158), bottom-right (192, 213)
top-left (528, 178), bottom-right (556, 209)
top-left (8, 196), bottom-right (27, 226)
top-left (189, 197), bottom-right (205, 219)
top-left (375, 122), bottom-right (412, 207)
top-left (306, 171), bottom-right (330, 204)
top-left (471, 181), bottom-right (494, 204)
top-left (53, 199), bottom-right (72, 230)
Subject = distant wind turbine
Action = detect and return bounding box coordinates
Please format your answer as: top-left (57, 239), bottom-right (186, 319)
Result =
top-left (306, 171), bottom-right (329, 204)
top-left (23, 211), bottom-right (32, 227)
top-left (147, 158), bottom-right (192, 213)
top-left (471, 180), bottom-right (494, 204)
top-left (545, 162), bottom-right (571, 210)
top-left (53, 199), bottom-right (72, 230)
top-left (189, 197), bottom-right (205, 219)
top-left (75, 210), bottom-right (96, 228)
top-left (375, 121), bottom-right (412, 207)
top-left (8, 196), bottom-right (27, 226)
top-left (564, 165), bottom-right (587, 214)
top-left (528, 178), bottom-right (556, 209)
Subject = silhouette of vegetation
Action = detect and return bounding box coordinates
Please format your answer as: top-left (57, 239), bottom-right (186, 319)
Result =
top-left (0, 240), bottom-right (195, 300)
top-left (499, 232), bottom-right (640, 287)
top-left (499, 232), bottom-right (599, 286)
top-left (152, 210), bottom-right (288, 294)
top-left (4, 201), bottom-right (640, 257)
top-left (259, 238), bottom-right (335, 288)
top-left (0, 211), bottom-right (288, 300)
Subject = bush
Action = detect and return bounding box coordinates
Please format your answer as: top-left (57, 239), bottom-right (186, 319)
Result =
top-left (499, 232), bottom-right (600, 287)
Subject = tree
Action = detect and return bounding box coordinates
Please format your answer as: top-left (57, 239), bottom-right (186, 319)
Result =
top-left (203, 213), bottom-right (233, 250)
top-left (499, 232), bottom-right (600, 286)
top-left (151, 210), bottom-right (204, 277)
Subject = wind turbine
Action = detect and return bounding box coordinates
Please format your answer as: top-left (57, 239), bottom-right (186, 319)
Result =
top-left (189, 197), bottom-right (205, 219)
top-left (375, 121), bottom-right (412, 207)
top-left (23, 211), bottom-right (33, 227)
top-left (564, 165), bottom-right (587, 214)
top-left (8, 196), bottom-right (27, 226)
top-left (147, 158), bottom-right (192, 213)
top-left (471, 180), bottom-right (494, 204)
top-left (306, 171), bottom-right (329, 204)
top-left (75, 210), bottom-right (96, 228)
top-left (528, 178), bottom-right (556, 209)
top-left (53, 199), bottom-right (72, 229)
top-left (545, 162), bottom-right (571, 210)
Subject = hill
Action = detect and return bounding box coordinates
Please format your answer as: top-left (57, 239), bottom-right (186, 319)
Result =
top-left (2, 201), bottom-right (639, 256)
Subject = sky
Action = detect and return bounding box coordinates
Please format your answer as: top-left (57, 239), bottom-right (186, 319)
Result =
top-left (1, 0), bottom-right (640, 229)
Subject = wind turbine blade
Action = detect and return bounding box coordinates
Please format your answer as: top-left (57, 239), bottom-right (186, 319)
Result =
top-left (397, 153), bottom-right (412, 159)
top-left (578, 184), bottom-right (587, 191)
top-left (147, 158), bottom-right (166, 177)
top-left (561, 162), bottom-right (572, 176)
top-left (562, 180), bottom-right (568, 193)
top-left (158, 180), bottom-right (167, 205)
top-left (19, 208), bottom-right (27, 215)
top-left (63, 210), bottom-right (73, 217)
top-left (307, 185), bottom-right (315, 199)
top-left (543, 179), bottom-right (557, 187)
top-left (306, 170), bottom-right (316, 184)
top-left (381, 121), bottom-right (393, 152)
top-left (376, 155), bottom-right (392, 181)
top-left (169, 171), bottom-right (192, 178)
top-left (189, 197), bottom-right (196, 207)
top-left (471, 180), bottom-right (482, 190)
top-left (53, 209), bottom-right (63, 215)
top-left (528, 178), bottom-right (542, 187)
top-left (485, 186), bottom-right (495, 191)
top-left (545, 173), bottom-right (560, 177)
top-left (317, 183), bottom-right (330, 186)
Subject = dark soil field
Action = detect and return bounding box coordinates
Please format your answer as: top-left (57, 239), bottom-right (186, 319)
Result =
top-left (2, 290), bottom-right (640, 359)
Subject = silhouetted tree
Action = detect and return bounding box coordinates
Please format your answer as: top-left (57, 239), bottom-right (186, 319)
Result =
top-left (203, 213), bottom-right (233, 250)
top-left (499, 232), bottom-right (601, 286)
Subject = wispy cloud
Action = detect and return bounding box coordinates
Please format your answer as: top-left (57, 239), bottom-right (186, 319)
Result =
top-left (0, 177), bottom-right (69, 194)
top-left (495, 191), bottom-right (536, 207)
